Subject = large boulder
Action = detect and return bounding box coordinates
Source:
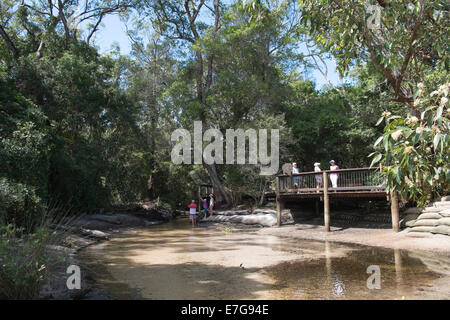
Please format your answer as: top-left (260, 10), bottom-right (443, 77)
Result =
top-left (205, 209), bottom-right (277, 227)
top-left (215, 210), bottom-right (250, 216)
top-left (79, 228), bottom-right (110, 240)
top-left (252, 209), bottom-right (277, 215)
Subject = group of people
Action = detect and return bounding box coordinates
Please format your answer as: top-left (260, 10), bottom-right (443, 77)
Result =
top-left (187, 194), bottom-right (215, 227)
top-left (292, 160), bottom-right (340, 190)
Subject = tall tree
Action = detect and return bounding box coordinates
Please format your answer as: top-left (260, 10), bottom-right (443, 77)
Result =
top-left (298, 0), bottom-right (448, 105)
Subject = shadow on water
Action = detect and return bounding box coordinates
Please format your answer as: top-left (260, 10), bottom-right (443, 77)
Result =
top-left (79, 219), bottom-right (450, 300)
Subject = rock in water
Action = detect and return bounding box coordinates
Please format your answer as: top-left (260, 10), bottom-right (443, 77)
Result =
top-left (205, 209), bottom-right (277, 227)
top-left (80, 228), bottom-right (110, 240)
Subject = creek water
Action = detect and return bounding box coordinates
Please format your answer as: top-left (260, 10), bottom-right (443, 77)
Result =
top-left (79, 218), bottom-right (450, 299)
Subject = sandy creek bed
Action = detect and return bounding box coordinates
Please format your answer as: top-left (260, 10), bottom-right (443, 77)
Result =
top-left (78, 218), bottom-right (450, 300)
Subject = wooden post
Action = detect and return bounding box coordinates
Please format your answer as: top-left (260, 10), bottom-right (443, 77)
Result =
top-left (276, 200), bottom-right (284, 227)
top-left (276, 176), bottom-right (282, 227)
top-left (390, 190), bottom-right (400, 232)
top-left (323, 171), bottom-right (330, 232)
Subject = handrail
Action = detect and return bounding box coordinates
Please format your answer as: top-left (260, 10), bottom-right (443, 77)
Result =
top-left (276, 167), bottom-right (379, 177)
top-left (276, 167), bottom-right (385, 194)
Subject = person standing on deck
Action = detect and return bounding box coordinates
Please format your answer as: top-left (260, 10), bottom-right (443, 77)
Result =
top-left (188, 200), bottom-right (197, 227)
top-left (209, 194), bottom-right (215, 216)
top-left (292, 162), bottom-right (300, 188)
top-left (329, 160), bottom-right (340, 190)
top-left (314, 162), bottom-right (323, 191)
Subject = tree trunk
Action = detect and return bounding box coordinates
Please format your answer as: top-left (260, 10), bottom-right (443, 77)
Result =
top-left (259, 179), bottom-right (268, 207)
top-left (203, 163), bottom-right (232, 208)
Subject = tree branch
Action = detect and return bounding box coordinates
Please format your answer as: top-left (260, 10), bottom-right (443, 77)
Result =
top-left (0, 23), bottom-right (19, 58)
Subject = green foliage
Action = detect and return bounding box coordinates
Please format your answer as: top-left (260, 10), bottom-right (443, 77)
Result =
top-left (0, 178), bottom-right (45, 229)
top-left (298, 0), bottom-right (448, 79)
top-left (1, 0), bottom-right (447, 222)
top-left (282, 77), bottom-right (385, 170)
top-left (370, 82), bottom-right (449, 205)
top-left (299, 0), bottom-right (449, 206)
top-left (0, 224), bottom-right (50, 299)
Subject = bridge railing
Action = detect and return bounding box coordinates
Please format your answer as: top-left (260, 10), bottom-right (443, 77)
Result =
top-left (277, 167), bottom-right (386, 194)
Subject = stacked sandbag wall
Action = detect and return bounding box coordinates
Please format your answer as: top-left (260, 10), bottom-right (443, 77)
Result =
top-left (402, 196), bottom-right (450, 236)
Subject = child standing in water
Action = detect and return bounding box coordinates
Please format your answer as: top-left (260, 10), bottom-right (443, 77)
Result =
top-left (188, 200), bottom-right (197, 227)
top-left (209, 194), bottom-right (214, 216)
top-left (329, 160), bottom-right (340, 189)
top-left (202, 197), bottom-right (208, 219)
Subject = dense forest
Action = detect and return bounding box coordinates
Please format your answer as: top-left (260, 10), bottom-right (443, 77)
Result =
top-left (0, 0), bottom-right (448, 229)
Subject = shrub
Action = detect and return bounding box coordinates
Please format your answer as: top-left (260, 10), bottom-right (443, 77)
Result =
top-left (0, 205), bottom-right (80, 300)
top-left (0, 178), bottom-right (45, 229)
top-left (370, 82), bottom-right (449, 205)
top-left (0, 224), bottom-right (50, 299)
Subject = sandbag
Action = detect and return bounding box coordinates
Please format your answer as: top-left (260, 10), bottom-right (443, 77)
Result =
top-left (437, 217), bottom-right (450, 226)
top-left (422, 207), bottom-right (444, 213)
top-left (408, 226), bottom-right (434, 233)
top-left (403, 207), bottom-right (422, 215)
top-left (433, 202), bottom-right (450, 209)
top-left (417, 212), bottom-right (442, 220)
top-left (440, 209), bottom-right (450, 217)
top-left (414, 219), bottom-right (439, 227)
top-left (400, 213), bottom-right (419, 228)
top-left (405, 220), bottom-right (417, 227)
top-left (432, 225), bottom-right (450, 236)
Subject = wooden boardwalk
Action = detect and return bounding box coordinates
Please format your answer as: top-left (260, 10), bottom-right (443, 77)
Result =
top-left (275, 167), bottom-right (400, 231)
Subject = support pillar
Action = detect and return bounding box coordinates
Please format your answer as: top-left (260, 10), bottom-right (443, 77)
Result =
top-left (390, 190), bottom-right (400, 232)
top-left (323, 171), bottom-right (330, 232)
top-left (276, 199), bottom-right (284, 227)
top-left (276, 176), bottom-right (282, 227)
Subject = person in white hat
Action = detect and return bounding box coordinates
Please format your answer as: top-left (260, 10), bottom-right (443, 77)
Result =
top-left (292, 162), bottom-right (300, 188)
top-left (329, 160), bottom-right (340, 189)
top-left (314, 162), bottom-right (322, 190)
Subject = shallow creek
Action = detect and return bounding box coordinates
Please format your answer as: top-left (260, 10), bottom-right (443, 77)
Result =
top-left (79, 219), bottom-right (450, 299)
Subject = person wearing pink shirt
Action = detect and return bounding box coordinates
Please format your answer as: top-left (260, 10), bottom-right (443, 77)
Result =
top-left (188, 200), bottom-right (197, 227)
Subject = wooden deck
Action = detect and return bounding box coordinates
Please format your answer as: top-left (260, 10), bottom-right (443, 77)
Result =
top-left (275, 167), bottom-right (400, 231)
